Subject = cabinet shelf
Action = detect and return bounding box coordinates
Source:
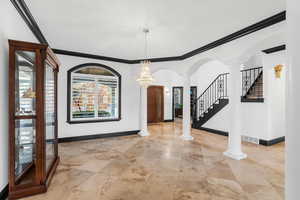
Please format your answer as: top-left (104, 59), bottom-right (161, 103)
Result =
top-left (14, 115), bottom-right (36, 119)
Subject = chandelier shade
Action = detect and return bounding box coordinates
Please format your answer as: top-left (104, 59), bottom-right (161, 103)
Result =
top-left (137, 28), bottom-right (154, 87)
top-left (137, 60), bottom-right (154, 87)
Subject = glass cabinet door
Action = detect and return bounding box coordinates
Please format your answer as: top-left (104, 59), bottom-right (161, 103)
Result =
top-left (15, 51), bottom-right (36, 116)
top-left (14, 50), bottom-right (37, 185)
top-left (44, 62), bottom-right (56, 173)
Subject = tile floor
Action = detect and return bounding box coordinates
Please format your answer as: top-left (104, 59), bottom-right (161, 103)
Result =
top-left (22, 121), bottom-right (284, 200)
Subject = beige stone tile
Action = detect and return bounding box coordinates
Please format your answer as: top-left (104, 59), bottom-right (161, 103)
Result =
top-left (22, 120), bottom-right (284, 200)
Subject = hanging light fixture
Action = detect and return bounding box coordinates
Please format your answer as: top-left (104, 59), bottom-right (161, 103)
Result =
top-left (137, 28), bottom-right (154, 87)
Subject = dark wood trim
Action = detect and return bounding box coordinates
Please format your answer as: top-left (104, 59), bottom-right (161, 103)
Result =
top-left (52, 49), bottom-right (184, 64)
top-left (259, 136), bottom-right (285, 146)
top-left (241, 97), bottom-right (264, 103)
top-left (52, 49), bottom-right (134, 64)
top-left (67, 63), bottom-right (121, 124)
top-left (164, 119), bottom-right (174, 122)
top-left (45, 157), bottom-right (59, 188)
top-left (14, 115), bottom-right (37, 119)
top-left (197, 126), bottom-right (284, 146)
top-left (10, 0), bottom-right (285, 64)
top-left (262, 45), bottom-right (286, 54)
top-left (196, 127), bottom-right (229, 137)
top-left (0, 185), bottom-right (9, 200)
top-left (58, 130), bottom-right (140, 143)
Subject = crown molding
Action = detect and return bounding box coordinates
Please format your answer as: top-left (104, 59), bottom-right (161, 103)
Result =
top-left (52, 48), bottom-right (134, 64)
top-left (10, 0), bottom-right (48, 44)
top-left (11, 0), bottom-right (286, 64)
top-left (262, 44), bottom-right (286, 54)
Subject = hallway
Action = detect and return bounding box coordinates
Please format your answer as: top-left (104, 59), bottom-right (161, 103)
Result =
top-left (22, 121), bottom-right (284, 200)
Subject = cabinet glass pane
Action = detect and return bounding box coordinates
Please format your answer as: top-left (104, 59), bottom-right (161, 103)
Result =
top-left (15, 51), bottom-right (36, 116)
top-left (45, 63), bottom-right (56, 173)
top-left (15, 119), bottom-right (36, 185)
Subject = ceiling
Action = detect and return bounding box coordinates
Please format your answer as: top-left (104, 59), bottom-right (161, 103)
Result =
top-left (25, 0), bottom-right (286, 60)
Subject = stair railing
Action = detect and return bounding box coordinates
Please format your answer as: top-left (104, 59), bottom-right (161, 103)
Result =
top-left (193, 73), bottom-right (229, 120)
top-left (241, 67), bottom-right (263, 98)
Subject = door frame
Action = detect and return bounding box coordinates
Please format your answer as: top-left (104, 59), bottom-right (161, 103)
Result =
top-left (190, 86), bottom-right (198, 120)
top-left (172, 86), bottom-right (197, 121)
top-left (172, 87), bottom-right (183, 121)
top-left (147, 85), bottom-right (164, 123)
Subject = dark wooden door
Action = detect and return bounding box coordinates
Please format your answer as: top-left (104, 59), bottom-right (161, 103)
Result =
top-left (147, 86), bottom-right (164, 123)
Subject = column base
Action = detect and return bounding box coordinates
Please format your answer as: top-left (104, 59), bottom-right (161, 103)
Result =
top-left (180, 134), bottom-right (194, 141)
top-left (138, 130), bottom-right (150, 137)
top-left (223, 150), bottom-right (247, 160)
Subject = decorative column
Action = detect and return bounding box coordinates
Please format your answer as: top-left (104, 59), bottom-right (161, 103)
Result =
top-left (223, 65), bottom-right (247, 160)
top-left (286, 2), bottom-right (300, 199)
top-left (138, 86), bottom-right (149, 136)
top-left (181, 75), bottom-right (194, 140)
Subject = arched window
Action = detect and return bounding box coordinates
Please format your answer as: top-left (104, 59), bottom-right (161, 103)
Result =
top-left (67, 63), bottom-right (121, 123)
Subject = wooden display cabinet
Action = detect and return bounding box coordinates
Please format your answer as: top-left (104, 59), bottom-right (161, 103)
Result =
top-left (8, 40), bottom-right (60, 199)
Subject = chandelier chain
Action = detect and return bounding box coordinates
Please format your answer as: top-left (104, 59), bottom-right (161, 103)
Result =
top-left (143, 28), bottom-right (149, 60)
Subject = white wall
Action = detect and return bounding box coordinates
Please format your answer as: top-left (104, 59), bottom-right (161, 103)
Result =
top-left (151, 69), bottom-right (183, 120)
top-left (0, 1), bottom-right (38, 192)
top-left (191, 60), bottom-right (230, 94)
top-left (241, 103), bottom-right (268, 140)
top-left (264, 51), bottom-right (286, 139)
top-left (57, 55), bottom-right (141, 138)
top-left (204, 105), bottom-right (230, 131)
top-left (286, 1), bottom-right (300, 198)
top-left (243, 54), bottom-right (263, 69)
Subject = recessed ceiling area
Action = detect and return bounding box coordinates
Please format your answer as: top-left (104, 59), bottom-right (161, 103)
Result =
top-left (25, 0), bottom-right (285, 59)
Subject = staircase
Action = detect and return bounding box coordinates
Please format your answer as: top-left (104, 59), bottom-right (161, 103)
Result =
top-left (241, 67), bottom-right (263, 102)
top-left (192, 73), bottom-right (229, 129)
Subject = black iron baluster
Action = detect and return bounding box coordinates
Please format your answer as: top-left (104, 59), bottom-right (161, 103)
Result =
top-left (240, 67), bottom-right (263, 100)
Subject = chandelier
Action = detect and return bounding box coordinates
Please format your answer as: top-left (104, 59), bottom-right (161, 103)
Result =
top-left (137, 28), bottom-right (154, 87)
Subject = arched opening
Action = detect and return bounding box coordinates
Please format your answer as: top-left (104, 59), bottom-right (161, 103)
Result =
top-left (67, 63), bottom-right (121, 123)
top-left (149, 69), bottom-right (184, 123)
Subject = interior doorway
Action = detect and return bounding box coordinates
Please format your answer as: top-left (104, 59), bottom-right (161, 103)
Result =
top-left (172, 86), bottom-right (197, 120)
top-left (190, 86), bottom-right (197, 119)
top-left (147, 86), bottom-right (164, 123)
top-left (173, 87), bottom-right (183, 119)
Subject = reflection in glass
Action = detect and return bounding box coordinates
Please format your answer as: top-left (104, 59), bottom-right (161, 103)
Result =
top-left (70, 66), bottom-right (119, 121)
top-left (45, 63), bottom-right (56, 173)
top-left (174, 88), bottom-right (183, 108)
top-left (15, 119), bottom-right (36, 184)
top-left (15, 51), bottom-right (36, 116)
